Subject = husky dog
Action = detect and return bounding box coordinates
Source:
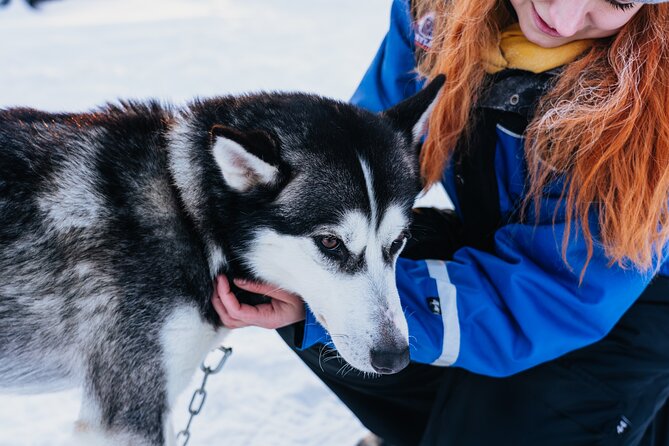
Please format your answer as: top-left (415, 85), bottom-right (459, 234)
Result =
top-left (0, 76), bottom-right (444, 445)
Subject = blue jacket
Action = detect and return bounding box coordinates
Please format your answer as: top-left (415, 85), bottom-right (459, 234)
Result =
top-left (298, 0), bottom-right (666, 377)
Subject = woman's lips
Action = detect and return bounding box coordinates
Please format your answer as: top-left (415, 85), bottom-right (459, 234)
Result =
top-left (531, 3), bottom-right (563, 38)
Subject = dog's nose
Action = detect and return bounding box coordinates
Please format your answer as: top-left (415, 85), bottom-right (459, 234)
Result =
top-left (370, 346), bottom-right (410, 374)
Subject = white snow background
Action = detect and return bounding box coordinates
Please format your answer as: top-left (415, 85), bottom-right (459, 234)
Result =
top-left (0, 1), bottom-right (449, 445)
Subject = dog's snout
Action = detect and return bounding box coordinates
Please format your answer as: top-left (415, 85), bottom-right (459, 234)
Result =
top-left (370, 346), bottom-right (410, 374)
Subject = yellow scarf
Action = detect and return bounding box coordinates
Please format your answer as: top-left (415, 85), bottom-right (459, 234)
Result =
top-left (482, 23), bottom-right (594, 74)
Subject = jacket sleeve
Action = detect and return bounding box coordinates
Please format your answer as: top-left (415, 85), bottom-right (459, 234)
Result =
top-left (349, 0), bottom-right (423, 112)
top-left (299, 305), bottom-right (330, 348)
top-left (395, 191), bottom-right (656, 376)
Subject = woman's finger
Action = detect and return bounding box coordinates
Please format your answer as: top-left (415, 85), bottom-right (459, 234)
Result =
top-left (212, 278), bottom-right (249, 329)
top-left (218, 283), bottom-right (261, 320)
top-left (212, 294), bottom-right (247, 328)
top-left (217, 274), bottom-right (232, 296)
top-left (233, 278), bottom-right (303, 305)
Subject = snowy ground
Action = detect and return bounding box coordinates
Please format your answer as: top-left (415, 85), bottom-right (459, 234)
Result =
top-left (0, 1), bottom-right (448, 445)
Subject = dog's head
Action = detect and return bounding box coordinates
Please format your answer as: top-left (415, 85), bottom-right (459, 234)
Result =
top-left (197, 77), bottom-right (444, 374)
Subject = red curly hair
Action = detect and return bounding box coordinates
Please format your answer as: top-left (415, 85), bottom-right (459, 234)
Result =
top-left (415, 0), bottom-right (669, 276)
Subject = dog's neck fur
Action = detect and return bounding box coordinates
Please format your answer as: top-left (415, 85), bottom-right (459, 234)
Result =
top-left (166, 112), bottom-right (228, 278)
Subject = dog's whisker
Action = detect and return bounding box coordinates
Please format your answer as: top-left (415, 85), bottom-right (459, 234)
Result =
top-left (317, 344), bottom-right (332, 372)
top-left (336, 363), bottom-right (347, 376)
top-left (329, 334), bottom-right (349, 339)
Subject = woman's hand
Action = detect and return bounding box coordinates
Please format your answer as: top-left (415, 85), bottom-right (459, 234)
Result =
top-left (211, 275), bottom-right (306, 329)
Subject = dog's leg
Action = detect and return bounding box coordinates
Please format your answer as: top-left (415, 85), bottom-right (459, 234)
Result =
top-left (72, 387), bottom-right (160, 446)
top-left (71, 352), bottom-right (170, 446)
top-left (161, 305), bottom-right (226, 445)
top-left (160, 305), bottom-right (226, 410)
top-left (73, 397), bottom-right (180, 446)
top-left (72, 329), bottom-right (179, 444)
top-left (72, 304), bottom-right (224, 446)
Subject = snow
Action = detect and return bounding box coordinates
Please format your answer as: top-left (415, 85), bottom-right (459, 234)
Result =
top-left (0, 1), bottom-right (448, 444)
top-left (0, 0), bottom-right (392, 111)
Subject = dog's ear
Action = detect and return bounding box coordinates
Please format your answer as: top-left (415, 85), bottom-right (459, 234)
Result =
top-left (382, 74), bottom-right (445, 146)
top-left (210, 125), bottom-right (280, 192)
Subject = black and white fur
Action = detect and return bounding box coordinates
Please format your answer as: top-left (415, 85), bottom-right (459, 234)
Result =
top-left (0, 76), bottom-right (444, 445)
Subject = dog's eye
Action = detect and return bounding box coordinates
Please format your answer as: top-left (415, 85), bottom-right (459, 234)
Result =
top-left (389, 230), bottom-right (411, 255)
top-left (318, 235), bottom-right (341, 251)
top-left (314, 235), bottom-right (348, 262)
top-left (396, 230), bottom-right (411, 245)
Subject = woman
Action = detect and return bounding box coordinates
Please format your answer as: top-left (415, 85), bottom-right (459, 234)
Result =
top-left (212, 0), bottom-right (669, 444)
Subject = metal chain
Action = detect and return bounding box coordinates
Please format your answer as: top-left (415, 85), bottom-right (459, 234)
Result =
top-left (176, 346), bottom-right (233, 446)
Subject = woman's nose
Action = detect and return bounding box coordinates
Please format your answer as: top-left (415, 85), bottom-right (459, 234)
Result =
top-left (546, 0), bottom-right (589, 37)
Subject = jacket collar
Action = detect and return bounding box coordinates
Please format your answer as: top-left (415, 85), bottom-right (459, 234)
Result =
top-left (478, 68), bottom-right (559, 120)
